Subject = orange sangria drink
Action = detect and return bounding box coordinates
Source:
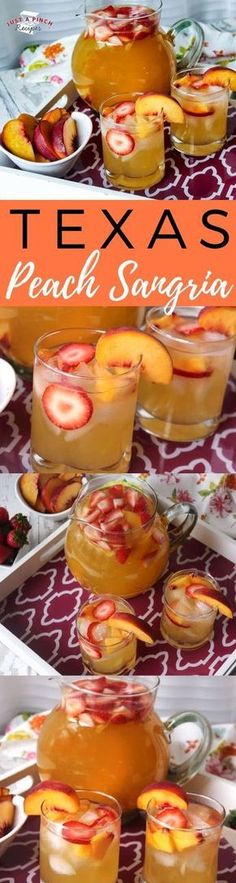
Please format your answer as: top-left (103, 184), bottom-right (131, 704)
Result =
top-left (0, 305), bottom-right (143, 374)
top-left (30, 328), bottom-right (141, 473)
top-left (160, 570), bottom-right (233, 650)
top-left (138, 307), bottom-right (236, 441)
top-left (171, 66), bottom-right (236, 156)
top-left (65, 475), bottom-right (197, 598)
top-left (77, 594), bottom-right (156, 673)
top-left (72, 3), bottom-right (176, 112)
top-left (142, 788), bottom-right (225, 883)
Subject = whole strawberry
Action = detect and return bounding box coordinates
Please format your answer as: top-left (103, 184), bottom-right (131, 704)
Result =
top-left (10, 514), bottom-right (31, 535)
top-left (6, 529), bottom-right (29, 550)
top-left (0, 507), bottom-right (9, 524)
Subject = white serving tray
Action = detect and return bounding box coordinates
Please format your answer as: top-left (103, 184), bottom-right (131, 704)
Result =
top-left (0, 519), bottom-right (68, 601)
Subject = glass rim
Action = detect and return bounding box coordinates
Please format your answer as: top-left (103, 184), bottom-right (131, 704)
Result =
top-left (100, 92), bottom-right (163, 130)
top-left (41, 788), bottom-right (122, 831)
top-left (34, 327), bottom-right (142, 377)
top-left (62, 675), bottom-right (160, 697)
top-left (71, 475), bottom-right (158, 535)
top-left (163, 569), bottom-right (219, 621)
top-left (145, 307), bottom-right (236, 346)
top-left (171, 65), bottom-right (228, 98)
top-left (77, 595), bottom-right (136, 648)
top-left (146, 791), bottom-right (226, 830)
top-left (87, 2), bottom-right (162, 24)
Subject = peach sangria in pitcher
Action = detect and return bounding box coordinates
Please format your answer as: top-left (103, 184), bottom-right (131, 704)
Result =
top-left (65, 475), bottom-right (197, 597)
top-left (37, 677), bottom-right (212, 814)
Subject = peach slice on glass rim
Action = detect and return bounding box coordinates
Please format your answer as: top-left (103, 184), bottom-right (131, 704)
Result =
top-left (199, 307), bottom-right (236, 337)
top-left (202, 67), bottom-right (236, 91)
top-left (137, 781), bottom-right (188, 812)
top-left (110, 612), bottom-right (156, 644)
top-left (96, 328), bottom-right (173, 385)
top-left (135, 93), bottom-right (185, 125)
top-left (185, 585), bottom-right (233, 618)
top-left (24, 781), bottom-right (80, 815)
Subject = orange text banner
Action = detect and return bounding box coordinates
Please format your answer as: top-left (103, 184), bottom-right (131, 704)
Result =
top-left (0, 200), bottom-right (236, 308)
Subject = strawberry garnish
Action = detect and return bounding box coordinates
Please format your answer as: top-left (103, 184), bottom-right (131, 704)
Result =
top-left (56, 343), bottom-right (95, 372)
top-left (112, 100), bottom-right (135, 122)
top-left (156, 807), bottom-right (188, 829)
top-left (42, 384), bottom-right (93, 430)
top-left (105, 128), bottom-right (135, 156)
top-left (93, 599), bottom-right (116, 621)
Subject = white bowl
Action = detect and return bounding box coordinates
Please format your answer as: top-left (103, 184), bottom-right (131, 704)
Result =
top-left (15, 475), bottom-right (74, 523)
top-left (0, 112), bottom-right (93, 178)
top-left (0, 795), bottom-right (26, 858)
top-left (0, 359), bottom-right (16, 413)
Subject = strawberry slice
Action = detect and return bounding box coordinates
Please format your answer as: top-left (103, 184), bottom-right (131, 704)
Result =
top-left (42, 384), bottom-right (93, 430)
top-left (156, 807), bottom-right (188, 829)
top-left (177, 324), bottom-right (202, 336)
top-left (112, 101), bottom-right (135, 122)
top-left (115, 546), bottom-right (130, 564)
top-left (80, 639), bottom-right (102, 660)
top-left (62, 820), bottom-right (94, 843)
top-left (87, 622), bottom-right (107, 644)
top-left (56, 343), bottom-right (95, 371)
top-left (105, 128), bottom-right (135, 156)
top-left (93, 599), bottom-right (116, 621)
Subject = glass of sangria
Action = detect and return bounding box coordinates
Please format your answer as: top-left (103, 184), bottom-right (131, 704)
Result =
top-left (65, 475), bottom-right (197, 598)
top-left (138, 307), bottom-right (236, 442)
top-left (77, 595), bottom-right (138, 674)
top-left (72, 2), bottom-right (176, 112)
top-left (30, 328), bottom-right (140, 473)
top-left (37, 676), bottom-right (212, 814)
top-left (0, 305), bottom-right (143, 375)
top-left (100, 92), bottom-right (164, 190)
top-left (143, 791), bottom-right (225, 883)
top-left (40, 789), bottom-right (121, 883)
top-left (170, 66), bottom-right (232, 156)
top-left (160, 570), bottom-right (233, 650)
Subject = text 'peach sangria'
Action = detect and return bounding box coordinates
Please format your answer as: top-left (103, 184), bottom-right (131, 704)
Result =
top-left (171, 66), bottom-right (236, 156)
top-left (77, 595), bottom-right (155, 673)
top-left (100, 92), bottom-right (184, 190)
top-left (72, 3), bottom-right (176, 111)
top-left (138, 307), bottom-right (236, 441)
top-left (160, 570), bottom-right (233, 650)
top-left (24, 781), bottom-right (121, 883)
top-left (138, 782), bottom-right (225, 883)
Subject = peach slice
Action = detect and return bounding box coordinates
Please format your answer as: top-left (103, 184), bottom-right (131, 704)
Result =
top-left (165, 606), bottom-right (190, 629)
top-left (18, 113), bottom-right (38, 141)
top-left (33, 121), bottom-right (57, 161)
top-left (96, 328), bottom-right (173, 385)
top-left (186, 586), bottom-right (233, 618)
top-left (1, 119), bottom-right (36, 161)
top-left (0, 792), bottom-right (15, 835)
top-left (173, 354), bottom-right (211, 378)
top-left (137, 781), bottom-right (188, 812)
top-left (35, 153), bottom-right (50, 163)
top-left (91, 830), bottom-right (114, 859)
top-left (147, 827), bottom-right (174, 853)
top-left (41, 477), bottom-right (65, 512)
top-left (24, 781), bottom-right (80, 816)
top-left (19, 473), bottom-right (39, 507)
top-left (135, 93), bottom-right (185, 124)
top-left (172, 829), bottom-right (201, 851)
top-left (42, 108), bottom-right (67, 125)
top-left (50, 479), bottom-right (82, 513)
top-left (111, 612), bottom-right (155, 644)
top-left (199, 307), bottom-right (236, 337)
top-left (63, 117), bottom-right (78, 156)
top-left (51, 116), bottom-right (68, 159)
top-left (202, 67), bottom-right (236, 91)
top-left (150, 314), bottom-right (176, 329)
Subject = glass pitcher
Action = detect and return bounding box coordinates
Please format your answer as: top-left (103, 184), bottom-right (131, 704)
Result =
top-left (64, 475), bottom-right (197, 597)
top-left (71, 3), bottom-right (204, 112)
top-left (37, 676), bottom-right (212, 814)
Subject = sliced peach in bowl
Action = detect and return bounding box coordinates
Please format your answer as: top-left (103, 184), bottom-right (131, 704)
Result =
top-left (135, 93), bottom-right (185, 125)
top-left (33, 120), bottom-right (57, 161)
top-left (18, 113), bottom-right (38, 141)
top-left (199, 307), bottom-right (236, 337)
top-left (96, 328), bottom-right (173, 385)
top-left (1, 119), bottom-right (35, 161)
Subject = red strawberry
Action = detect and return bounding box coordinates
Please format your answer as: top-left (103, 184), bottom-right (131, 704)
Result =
top-left (105, 128), bottom-right (135, 156)
top-left (0, 544), bottom-right (10, 565)
top-left (56, 343), bottom-right (95, 371)
top-left (156, 807), bottom-right (188, 829)
top-left (112, 101), bottom-right (135, 122)
top-left (42, 384), bottom-right (93, 430)
top-left (0, 507), bottom-right (9, 524)
top-left (95, 24), bottom-right (112, 40)
top-left (177, 324), bottom-right (202, 336)
top-left (6, 529), bottom-right (28, 550)
top-left (93, 599), bottom-right (116, 621)
top-left (10, 514), bottom-right (31, 534)
top-left (115, 546), bottom-right (130, 564)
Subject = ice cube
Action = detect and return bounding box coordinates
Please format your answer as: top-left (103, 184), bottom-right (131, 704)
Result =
top-left (49, 854), bottom-right (76, 875)
top-left (158, 852), bottom-right (176, 867)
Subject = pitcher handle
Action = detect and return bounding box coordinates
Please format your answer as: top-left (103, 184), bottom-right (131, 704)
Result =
top-left (165, 711), bottom-right (212, 786)
top-left (168, 19), bottom-right (204, 70)
top-left (163, 503), bottom-right (197, 551)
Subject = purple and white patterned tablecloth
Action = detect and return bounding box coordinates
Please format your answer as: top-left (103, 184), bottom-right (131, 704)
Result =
top-left (65, 99), bottom-right (236, 200)
top-left (0, 817), bottom-right (235, 883)
top-left (0, 372), bottom-right (236, 473)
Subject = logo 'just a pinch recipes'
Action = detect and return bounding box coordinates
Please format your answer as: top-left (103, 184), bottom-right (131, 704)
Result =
top-left (0, 202), bottom-right (236, 308)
